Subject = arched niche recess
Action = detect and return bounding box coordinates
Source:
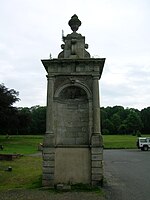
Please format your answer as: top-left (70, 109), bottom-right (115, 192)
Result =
top-left (54, 84), bottom-right (91, 146)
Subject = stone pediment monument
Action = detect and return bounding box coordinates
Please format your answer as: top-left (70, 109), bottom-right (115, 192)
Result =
top-left (41, 14), bottom-right (105, 188)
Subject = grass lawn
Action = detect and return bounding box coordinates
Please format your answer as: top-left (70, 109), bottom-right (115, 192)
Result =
top-left (0, 135), bottom-right (43, 155)
top-left (0, 156), bottom-right (42, 190)
top-left (103, 134), bottom-right (150, 149)
top-left (0, 135), bottom-right (43, 191)
top-left (1, 134), bottom-right (149, 193)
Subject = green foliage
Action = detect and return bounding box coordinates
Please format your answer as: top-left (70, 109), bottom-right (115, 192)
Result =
top-left (0, 83), bottom-right (20, 134)
top-left (16, 106), bottom-right (46, 135)
top-left (102, 129), bottom-right (110, 135)
top-left (118, 124), bottom-right (128, 135)
top-left (0, 83), bottom-right (20, 107)
top-left (124, 109), bottom-right (143, 134)
top-left (111, 113), bottom-right (121, 133)
top-left (29, 106), bottom-right (46, 134)
top-left (101, 106), bottom-right (146, 135)
top-left (17, 107), bottom-right (32, 134)
top-left (141, 107), bottom-right (150, 134)
top-left (136, 130), bottom-right (141, 137)
top-left (102, 119), bottom-right (114, 133)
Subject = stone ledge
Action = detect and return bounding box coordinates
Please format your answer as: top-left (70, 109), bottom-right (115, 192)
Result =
top-left (55, 145), bottom-right (89, 148)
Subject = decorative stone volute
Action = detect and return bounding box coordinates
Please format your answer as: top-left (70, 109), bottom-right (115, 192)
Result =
top-left (58, 14), bottom-right (90, 59)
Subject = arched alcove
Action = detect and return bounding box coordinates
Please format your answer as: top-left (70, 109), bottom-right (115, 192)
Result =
top-left (54, 85), bottom-right (90, 145)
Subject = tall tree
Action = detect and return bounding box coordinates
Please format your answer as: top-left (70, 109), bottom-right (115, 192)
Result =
top-left (111, 113), bottom-right (121, 134)
top-left (102, 119), bottom-right (114, 135)
top-left (17, 107), bottom-right (32, 134)
top-left (124, 110), bottom-right (143, 134)
top-left (141, 107), bottom-right (150, 134)
top-left (30, 106), bottom-right (46, 134)
top-left (0, 83), bottom-right (20, 134)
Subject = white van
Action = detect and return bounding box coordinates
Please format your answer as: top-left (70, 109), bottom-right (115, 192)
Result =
top-left (137, 137), bottom-right (150, 151)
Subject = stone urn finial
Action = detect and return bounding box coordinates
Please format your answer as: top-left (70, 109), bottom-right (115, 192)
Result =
top-left (68, 14), bottom-right (81, 32)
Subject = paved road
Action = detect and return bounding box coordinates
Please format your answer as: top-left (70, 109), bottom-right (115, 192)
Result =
top-left (104, 149), bottom-right (150, 200)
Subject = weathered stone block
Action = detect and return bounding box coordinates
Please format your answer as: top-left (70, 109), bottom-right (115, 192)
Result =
top-left (62, 138), bottom-right (76, 145)
top-left (56, 183), bottom-right (64, 190)
top-left (92, 167), bottom-right (103, 174)
top-left (42, 148), bottom-right (55, 154)
top-left (55, 148), bottom-right (91, 184)
top-left (43, 153), bottom-right (55, 161)
top-left (92, 174), bottom-right (103, 181)
top-left (43, 134), bottom-right (55, 146)
top-left (43, 166), bottom-right (54, 174)
top-left (92, 180), bottom-right (103, 186)
top-left (91, 154), bottom-right (103, 161)
top-left (91, 135), bottom-right (103, 146)
top-left (91, 147), bottom-right (103, 154)
top-left (43, 173), bottom-right (54, 180)
top-left (42, 179), bottom-right (53, 187)
top-left (76, 138), bottom-right (85, 144)
top-left (92, 160), bottom-right (102, 168)
top-left (43, 161), bottom-right (55, 167)
top-left (56, 183), bottom-right (71, 190)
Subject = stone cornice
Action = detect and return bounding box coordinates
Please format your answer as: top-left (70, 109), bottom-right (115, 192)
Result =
top-left (41, 58), bottom-right (105, 79)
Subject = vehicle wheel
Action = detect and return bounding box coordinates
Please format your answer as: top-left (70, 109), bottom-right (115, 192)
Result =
top-left (143, 145), bottom-right (148, 151)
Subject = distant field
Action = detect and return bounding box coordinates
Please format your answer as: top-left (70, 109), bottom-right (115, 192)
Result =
top-left (0, 135), bottom-right (43, 155)
top-left (1, 134), bottom-right (150, 155)
top-left (103, 134), bottom-right (150, 149)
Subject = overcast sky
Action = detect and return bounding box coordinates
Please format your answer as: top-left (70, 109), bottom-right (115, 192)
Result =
top-left (0, 0), bottom-right (150, 110)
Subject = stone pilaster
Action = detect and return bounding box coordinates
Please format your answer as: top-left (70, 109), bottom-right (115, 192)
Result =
top-left (43, 75), bottom-right (55, 146)
top-left (42, 147), bottom-right (55, 187)
top-left (91, 76), bottom-right (103, 186)
top-left (46, 76), bottom-right (54, 134)
top-left (42, 76), bottom-right (55, 187)
top-left (93, 76), bottom-right (100, 135)
top-left (91, 147), bottom-right (103, 186)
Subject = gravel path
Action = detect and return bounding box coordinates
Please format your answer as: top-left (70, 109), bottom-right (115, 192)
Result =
top-left (0, 189), bottom-right (106, 200)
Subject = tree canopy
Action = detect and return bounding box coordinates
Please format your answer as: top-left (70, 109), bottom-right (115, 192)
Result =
top-left (101, 106), bottom-right (146, 135)
top-left (0, 83), bottom-right (20, 134)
